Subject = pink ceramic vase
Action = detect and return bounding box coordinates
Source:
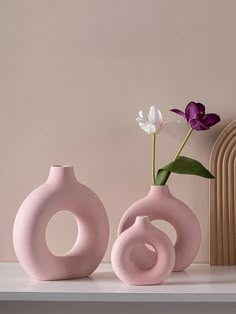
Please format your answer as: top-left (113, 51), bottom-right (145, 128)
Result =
top-left (111, 216), bottom-right (175, 285)
top-left (13, 165), bottom-right (109, 281)
top-left (118, 186), bottom-right (201, 272)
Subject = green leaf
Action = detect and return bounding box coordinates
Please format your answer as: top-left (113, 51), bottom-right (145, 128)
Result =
top-left (155, 156), bottom-right (214, 185)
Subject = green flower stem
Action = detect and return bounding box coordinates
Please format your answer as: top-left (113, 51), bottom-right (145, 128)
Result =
top-left (152, 133), bottom-right (156, 185)
top-left (156, 128), bottom-right (193, 185)
top-left (173, 128), bottom-right (193, 161)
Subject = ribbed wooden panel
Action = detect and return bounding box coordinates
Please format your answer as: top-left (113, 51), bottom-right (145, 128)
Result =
top-left (210, 120), bottom-right (236, 265)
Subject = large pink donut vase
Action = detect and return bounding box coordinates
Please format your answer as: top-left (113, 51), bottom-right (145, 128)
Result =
top-left (111, 215), bottom-right (175, 285)
top-left (118, 185), bottom-right (201, 272)
top-left (13, 165), bottom-right (109, 281)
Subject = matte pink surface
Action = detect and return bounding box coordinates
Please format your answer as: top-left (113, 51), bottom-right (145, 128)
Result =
top-left (112, 215), bottom-right (175, 285)
top-left (118, 186), bottom-right (201, 271)
top-left (13, 165), bottom-right (109, 281)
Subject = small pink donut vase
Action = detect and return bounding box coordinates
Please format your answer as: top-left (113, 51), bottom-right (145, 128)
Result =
top-left (13, 165), bottom-right (109, 281)
top-left (111, 215), bottom-right (175, 285)
top-left (117, 185), bottom-right (201, 274)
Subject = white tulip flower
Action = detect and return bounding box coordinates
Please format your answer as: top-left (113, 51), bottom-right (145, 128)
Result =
top-left (136, 106), bottom-right (164, 134)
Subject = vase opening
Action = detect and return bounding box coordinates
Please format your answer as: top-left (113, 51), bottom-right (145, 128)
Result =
top-left (151, 185), bottom-right (169, 189)
top-left (52, 165), bottom-right (73, 168)
top-left (46, 210), bottom-right (79, 256)
top-left (47, 164), bottom-right (77, 184)
top-left (136, 215), bottom-right (149, 219)
top-left (149, 185), bottom-right (171, 198)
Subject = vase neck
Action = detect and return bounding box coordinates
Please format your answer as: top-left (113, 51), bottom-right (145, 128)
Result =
top-left (148, 185), bottom-right (172, 199)
top-left (46, 165), bottom-right (78, 185)
top-left (134, 216), bottom-right (150, 228)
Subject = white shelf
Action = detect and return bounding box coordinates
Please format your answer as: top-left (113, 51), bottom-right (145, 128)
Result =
top-left (0, 263), bottom-right (236, 302)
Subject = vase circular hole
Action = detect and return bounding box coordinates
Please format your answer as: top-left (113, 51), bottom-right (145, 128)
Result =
top-left (130, 242), bottom-right (157, 271)
top-left (145, 243), bottom-right (156, 252)
top-left (151, 220), bottom-right (177, 244)
top-left (46, 210), bottom-right (78, 256)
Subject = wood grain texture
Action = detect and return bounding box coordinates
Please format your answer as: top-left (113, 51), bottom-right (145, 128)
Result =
top-left (210, 120), bottom-right (236, 265)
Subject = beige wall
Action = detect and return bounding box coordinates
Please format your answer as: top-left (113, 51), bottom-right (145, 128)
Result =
top-left (0, 0), bottom-right (235, 262)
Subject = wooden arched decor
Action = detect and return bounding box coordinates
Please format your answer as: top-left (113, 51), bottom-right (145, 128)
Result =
top-left (210, 120), bottom-right (236, 265)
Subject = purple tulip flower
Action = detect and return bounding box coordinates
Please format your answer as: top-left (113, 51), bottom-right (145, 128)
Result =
top-left (170, 101), bottom-right (220, 131)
